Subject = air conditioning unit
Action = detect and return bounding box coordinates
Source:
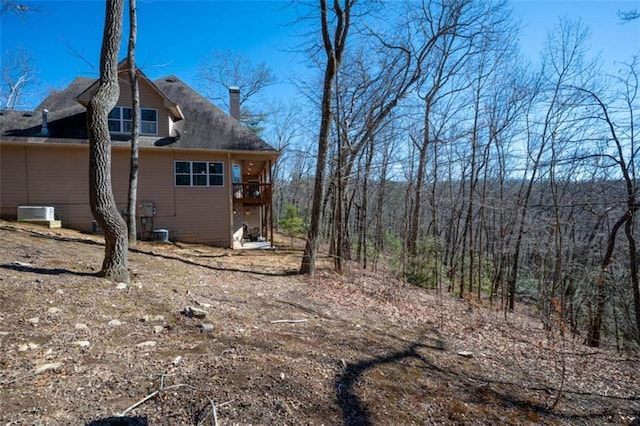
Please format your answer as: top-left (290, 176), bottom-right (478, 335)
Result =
top-left (18, 206), bottom-right (55, 221)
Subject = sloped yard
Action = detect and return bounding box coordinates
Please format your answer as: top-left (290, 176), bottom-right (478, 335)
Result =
top-left (0, 221), bottom-right (638, 425)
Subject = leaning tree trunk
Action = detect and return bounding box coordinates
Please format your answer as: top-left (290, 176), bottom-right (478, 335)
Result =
top-left (87, 0), bottom-right (129, 283)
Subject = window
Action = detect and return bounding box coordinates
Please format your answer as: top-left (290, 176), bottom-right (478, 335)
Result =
top-left (174, 161), bottom-right (224, 187)
top-left (108, 106), bottom-right (158, 135)
top-left (232, 164), bottom-right (241, 184)
top-left (140, 109), bottom-right (158, 134)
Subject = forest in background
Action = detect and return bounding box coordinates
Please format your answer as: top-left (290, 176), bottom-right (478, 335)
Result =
top-left (264, 1), bottom-right (640, 350)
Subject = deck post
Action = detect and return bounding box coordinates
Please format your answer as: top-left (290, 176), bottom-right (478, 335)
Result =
top-left (269, 160), bottom-right (274, 248)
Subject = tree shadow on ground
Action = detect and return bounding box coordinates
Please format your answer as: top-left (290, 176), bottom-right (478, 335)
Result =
top-left (8, 226), bottom-right (104, 247)
top-left (86, 416), bottom-right (148, 426)
top-left (334, 329), bottom-right (639, 426)
top-left (335, 333), bottom-right (446, 426)
top-left (3, 224), bottom-right (299, 277)
top-left (127, 246), bottom-right (300, 277)
top-left (1, 262), bottom-right (96, 277)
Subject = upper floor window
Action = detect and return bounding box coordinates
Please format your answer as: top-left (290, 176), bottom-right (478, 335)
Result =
top-left (108, 106), bottom-right (158, 135)
top-left (175, 161), bottom-right (224, 187)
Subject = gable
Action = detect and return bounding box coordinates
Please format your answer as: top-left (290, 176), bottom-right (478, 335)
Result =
top-left (75, 60), bottom-right (184, 123)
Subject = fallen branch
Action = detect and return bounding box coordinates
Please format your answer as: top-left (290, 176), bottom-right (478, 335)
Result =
top-left (270, 319), bottom-right (308, 324)
top-left (118, 383), bottom-right (186, 417)
top-left (117, 373), bottom-right (233, 426)
top-left (275, 299), bottom-right (334, 319)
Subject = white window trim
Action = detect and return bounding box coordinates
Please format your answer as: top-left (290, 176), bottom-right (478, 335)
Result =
top-left (108, 106), bottom-right (158, 136)
top-left (174, 160), bottom-right (225, 187)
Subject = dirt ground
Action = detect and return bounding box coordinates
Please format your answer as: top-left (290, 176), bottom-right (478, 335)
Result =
top-left (0, 220), bottom-right (638, 425)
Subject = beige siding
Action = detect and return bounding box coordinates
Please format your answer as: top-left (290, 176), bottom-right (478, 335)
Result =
top-left (116, 75), bottom-right (170, 137)
top-left (26, 145), bottom-right (89, 203)
top-left (111, 148), bottom-right (232, 245)
top-left (0, 143), bottom-right (234, 246)
top-left (0, 144), bottom-right (28, 217)
top-left (1, 144), bottom-right (94, 227)
top-left (168, 151), bottom-right (231, 245)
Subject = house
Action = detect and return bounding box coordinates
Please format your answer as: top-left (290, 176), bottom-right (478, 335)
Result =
top-left (0, 61), bottom-right (279, 248)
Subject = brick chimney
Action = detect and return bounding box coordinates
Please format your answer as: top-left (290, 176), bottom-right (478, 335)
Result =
top-left (229, 86), bottom-right (240, 121)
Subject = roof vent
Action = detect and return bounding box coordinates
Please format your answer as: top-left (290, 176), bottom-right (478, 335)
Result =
top-left (40, 109), bottom-right (49, 137)
top-left (166, 77), bottom-right (176, 83)
top-left (23, 112), bottom-right (33, 117)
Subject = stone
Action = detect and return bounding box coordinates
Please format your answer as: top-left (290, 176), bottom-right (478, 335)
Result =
top-left (136, 340), bottom-right (156, 348)
top-left (27, 317), bottom-right (39, 325)
top-left (47, 307), bottom-right (60, 314)
top-left (153, 325), bottom-right (164, 334)
top-left (199, 323), bottom-right (214, 332)
top-left (141, 314), bottom-right (165, 323)
top-left (183, 306), bottom-right (207, 319)
top-left (73, 340), bottom-right (90, 347)
top-left (275, 400), bottom-right (292, 416)
top-left (108, 319), bottom-right (122, 327)
top-left (457, 350), bottom-right (473, 358)
top-left (172, 355), bottom-right (183, 365)
top-left (116, 282), bottom-right (127, 290)
top-left (34, 362), bottom-right (62, 375)
top-left (75, 323), bottom-right (89, 331)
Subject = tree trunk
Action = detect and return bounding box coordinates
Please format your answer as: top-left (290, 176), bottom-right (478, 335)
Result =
top-left (624, 213), bottom-right (640, 345)
top-left (300, 0), bottom-right (351, 276)
top-left (87, 0), bottom-right (129, 283)
top-left (127, 0), bottom-right (139, 244)
top-left (586, 213), bottom-right (627, 346)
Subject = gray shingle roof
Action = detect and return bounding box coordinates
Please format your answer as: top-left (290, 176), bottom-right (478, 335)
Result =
top-left (0, 74), bottom-right (277, 154)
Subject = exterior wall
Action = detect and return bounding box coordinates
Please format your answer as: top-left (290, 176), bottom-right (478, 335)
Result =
top-left (114, 148), bottom-right (232, 246)
top-left (115, 76), bottom-right (171, 137)
top-left (0, 143), bottom-right (28, 218)
top-left (0, 142), bottom-right (233, 247)
top-left (0, 144), bottom-right (93, 227)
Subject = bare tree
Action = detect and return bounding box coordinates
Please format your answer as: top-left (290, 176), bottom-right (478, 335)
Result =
top-left (406, 0), bottom-right (511, 261)
top-left (126, 0), bottom-right (139, 244)
top-left (576, 59), bottom-right (639, 346)
top-left (87, 0), bottom-right (129, 283)
top-left (0, 0), bottom-right (39, 15)
top-left (265, 100), bottom-right (303, 224)
top-left (198, 49), bottom-right (276, 132)
top-left (506, 18), bottom-right (592, 312)
top-left (618, 9), bottom-right (639, 22)
top-left (1, 46), bottom-right (37, 109)
top-left (300, 0), bottom-right (354, 276)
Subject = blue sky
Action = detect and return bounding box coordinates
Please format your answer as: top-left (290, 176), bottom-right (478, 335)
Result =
top-left (1, 0), bottom-right (639, 110)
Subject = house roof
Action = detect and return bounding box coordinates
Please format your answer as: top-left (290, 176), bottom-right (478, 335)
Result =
top-left (75, 60), bottom-right (185, 121)
top-left (0, 73), bottom-right (278, 156)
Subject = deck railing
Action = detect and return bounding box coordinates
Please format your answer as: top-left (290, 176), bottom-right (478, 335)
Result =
top-left (232, 182), bottom-right (272, 204)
